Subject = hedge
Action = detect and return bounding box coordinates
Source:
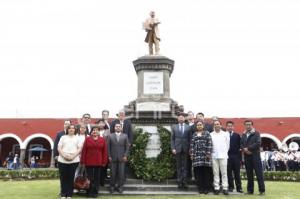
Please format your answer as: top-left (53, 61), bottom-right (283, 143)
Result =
top-left (0, 168), bottom-right (59, 180)
top-left (0, 168), bottom-right (299, 182)
top-left (240, 170), bottom-right (300, 182)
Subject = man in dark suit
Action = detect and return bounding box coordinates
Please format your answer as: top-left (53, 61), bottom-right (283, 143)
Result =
top-left (107, 123), bottom-right (130, 194)
top-left (226, 121), bottom-right (243, 193)
top-left (185, 111), bottom-right (195, 181)
top-left (101, 109), bottom-right (111, 130)
top-left (110, 109), bottom-right (133, 145)
top-left (241, 120), bottom-right (265, 195)
top-left (80, 113), bottom-right (92, 134)
top-left (171, 113), bottom-right (192, 189)
top-left (195, 113), bottom-right (222, 132)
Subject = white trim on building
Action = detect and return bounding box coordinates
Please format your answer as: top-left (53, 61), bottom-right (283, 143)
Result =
top-left (0, 133), bottom-right (23, 146)
top-left (260, 133), bottom-right (282, 148)
top-left (282, 133), bottom-right (300, 145)
top-left (21, 133), bottom-right (54, 150)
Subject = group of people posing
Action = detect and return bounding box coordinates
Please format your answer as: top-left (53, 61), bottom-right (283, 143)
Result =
top-left (53, 110), bottom-right (266, 198)
top-left (53, 110), bottom-right (132, 199)
top-left (172, 112), bottom-right (265, 196)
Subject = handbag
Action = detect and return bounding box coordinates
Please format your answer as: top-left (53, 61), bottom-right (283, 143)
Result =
top-left (74, 167), bottom-right (90, 190)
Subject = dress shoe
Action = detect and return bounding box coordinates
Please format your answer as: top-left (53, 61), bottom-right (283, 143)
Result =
top-left (204, 190), bottom-right (209, 195)
top-left (177, 184), bottom-right (182, 189)
top-left (214, 190), bottom-right (220, 195)
top-left (228, 188), bottom-right (233, 192)
top-left (237, 189), bottom-right (244, 193)
top-left (198, 189), bottom-right (204, 194)
top-left (223, 190), bottom-right (229, 195)
top-left (118, 187), bottom-right (124, 194)
top-left (109, 187), bottom-right (114, 194)
top-left (87, 194), bottom-right (97, 198)
top-left (182, 183), bottom-right (189, 190)
top-left (259, 192), bottom-right (265, 196)
top-left (245, 191), bottom-right (253, 195)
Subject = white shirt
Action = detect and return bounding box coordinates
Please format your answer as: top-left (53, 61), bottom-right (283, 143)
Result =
top-left (105, 121), bottom-right (110, 129)
top-left (295, 152), bottom-right (300, 161)
top-left (120, 120), bottom-right (124, 129)
top-left (188, 121), bottom-right (194, 126)
top-left (179, 123), bottom-right (185, 134)
top-left (86, 124), bottom-right (91, 133)
top-left (77, 134), bottom-right (86, 148)
top-left (99, 130), bottom-right (105, 137)
top-left (260, 151), bottom-right (267, 161)
top-left (58, 135), bottom-right (80, 164)
top-left (211, 130), bottom-right (230, 159)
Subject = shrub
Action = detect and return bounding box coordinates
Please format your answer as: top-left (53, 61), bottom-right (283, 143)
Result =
top-left (0, 168), bottom-right (59, 180)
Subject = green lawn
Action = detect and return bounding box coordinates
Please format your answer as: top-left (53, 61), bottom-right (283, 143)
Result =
top-left (0, 180), bottom-right (299, 199)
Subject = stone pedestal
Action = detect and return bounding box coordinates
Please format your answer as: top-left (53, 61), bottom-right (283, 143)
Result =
top-left (125, 55), bottom-right (183, 123)
top-left (125, 55), bottom-right (183, 157)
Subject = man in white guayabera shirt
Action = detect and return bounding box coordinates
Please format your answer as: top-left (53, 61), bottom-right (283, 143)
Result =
top-left (211, 120), bottom-right (230, 195)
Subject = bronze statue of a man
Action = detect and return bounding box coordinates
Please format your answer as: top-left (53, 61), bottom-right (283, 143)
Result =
top-left (143, 11), bottom-right (161, 55)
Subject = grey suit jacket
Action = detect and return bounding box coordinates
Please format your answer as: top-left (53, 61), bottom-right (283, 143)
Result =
top-left (107, 132), bottom-right (130, 162)
top-left (171, 123), bottom-right (192, 154)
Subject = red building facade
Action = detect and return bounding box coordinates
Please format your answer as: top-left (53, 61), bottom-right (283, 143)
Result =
top-left (0, 118), bottom-right (300, 167)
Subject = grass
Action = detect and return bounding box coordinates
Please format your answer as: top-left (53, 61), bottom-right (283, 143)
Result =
top-left (0, 180), bottom-right (299, 199)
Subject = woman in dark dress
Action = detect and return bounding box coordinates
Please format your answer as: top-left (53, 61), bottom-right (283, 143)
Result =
top-left (190, 120), bottom-right (213, 194)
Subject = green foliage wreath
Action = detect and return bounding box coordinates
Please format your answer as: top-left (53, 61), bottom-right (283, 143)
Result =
top-left (129, 125), bottom-right (175, 181)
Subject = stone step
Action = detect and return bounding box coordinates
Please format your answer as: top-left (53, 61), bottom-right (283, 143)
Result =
top-left (110, 184), bottom-right (198, 191)
top-left (106, 178), bottom-right (196, 185)
top-left (97, 189), bottom-right (243, 195)
top-left (76, 185), bottom-right (243, 195)
top-left (95, 184), bottom-right (243, 195)
top-left (75, 179), bottom-right (244, 195)
top-left (99, 190), bottom-right (200, 195)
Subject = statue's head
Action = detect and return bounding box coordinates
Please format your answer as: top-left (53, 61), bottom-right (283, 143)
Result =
top-left (149, 11), bottom-right (155, 18)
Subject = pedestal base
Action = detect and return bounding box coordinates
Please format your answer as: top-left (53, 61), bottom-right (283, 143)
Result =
top-left (125, 99), bottom-right (183, 124)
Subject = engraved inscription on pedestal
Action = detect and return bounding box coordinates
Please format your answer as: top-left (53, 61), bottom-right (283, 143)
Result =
top-left (143, 72), bottom-right (163, 94)
top-left (136, 102), bottom-right (170, 111)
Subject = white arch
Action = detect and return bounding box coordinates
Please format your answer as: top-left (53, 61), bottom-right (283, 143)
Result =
top-left (21, 133), bottom-right (54, 150)
top-left (261, 133), bottom-right (282, 148)
top-left (0, 133), bottom-right (23, 146)
top-left (282, 133), bottom-right (300, 145)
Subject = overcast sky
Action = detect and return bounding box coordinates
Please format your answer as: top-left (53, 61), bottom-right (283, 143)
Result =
top-left (0, 0), bottom-right (299, 118)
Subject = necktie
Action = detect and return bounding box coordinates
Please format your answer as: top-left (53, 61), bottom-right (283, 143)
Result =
top-left (116, 133), bottom-right (120, 142)
top-left (180, 125), bottom-right (184, 135)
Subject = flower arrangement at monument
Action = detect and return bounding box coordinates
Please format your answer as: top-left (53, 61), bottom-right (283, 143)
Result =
top-left (129, 125), bottom-right (175, 181)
